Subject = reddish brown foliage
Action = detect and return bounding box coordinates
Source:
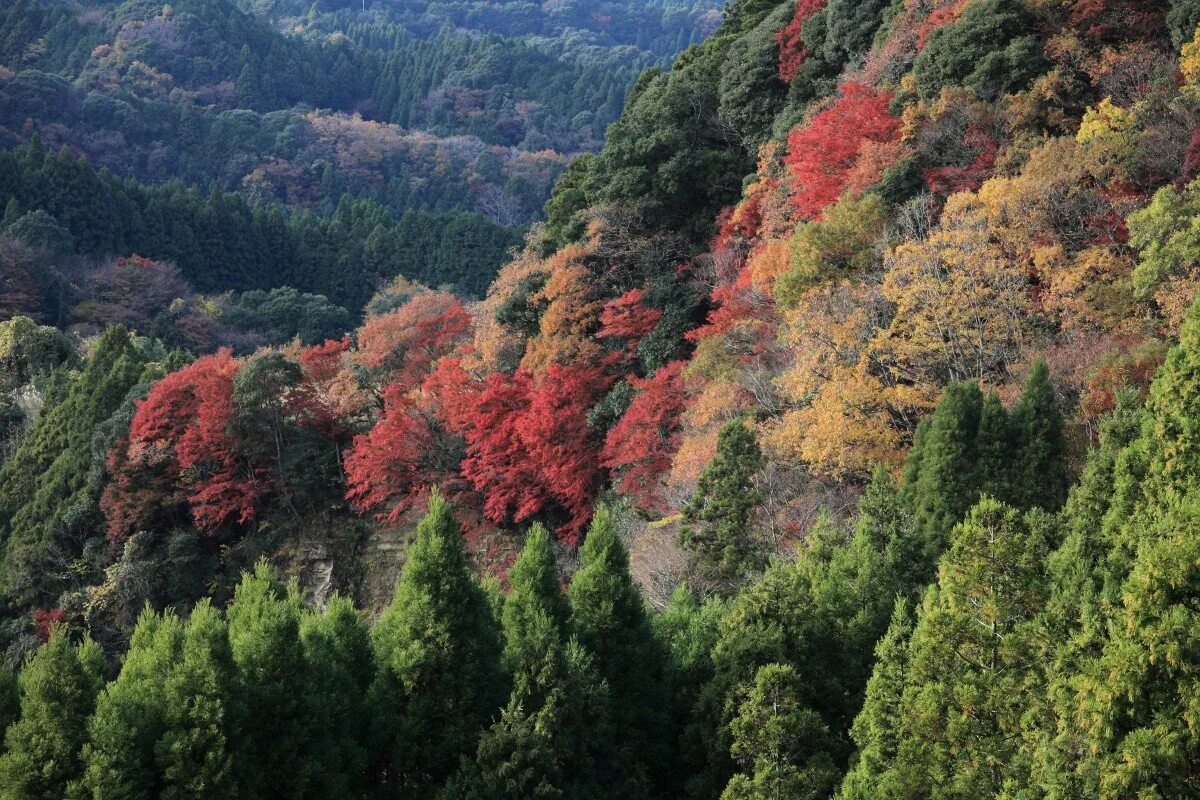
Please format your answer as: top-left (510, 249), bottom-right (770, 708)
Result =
top-left (602, 362), bottom-right (689, 511)
top-left (776, 0), bottom-right (827, 82)
top-left (785, 84), bottom-right (901, 219)
top-left (32, 608), bottom-right (65, 642)
top-left (597, 288), bottom-right (662, 356)
top-left (107, 350), bottom-right (267, 539)
top-left (355, 292), bottom-right (472, 391)
top-left (458, 365), bottom-right (613, 542)
top-left (344, 384), bottom-right (438, 524)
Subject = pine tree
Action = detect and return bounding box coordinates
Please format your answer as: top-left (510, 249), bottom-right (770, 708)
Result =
top-left (83, 601), bottom-right (237, 799)
top-left (901, 381), bottom-right (983, 556)
top-left (0, 628), bottom-right (106, 800)
top-left (502, 523), bottom-right (568, 674)
top-left (720, 663), bottom-right (839, 800)
top-left (974, 390), bottom-right (1014, 503)
top-left (837, 598), bottom-right (913, 800)
top-left (300, 595), bottom-right (375, 800)
top-left (654, 585), bottom-right (728, 798)
top-left (370, 489), bottom-right (504, 798)
top-left (870, 499), bottom-right (1051, 798)
top-left (1031, 390), bottom-right (1142, 798)
top-left (0, 663), bottom-right (17, 737)
top-left (680, 419), bottom-right (764, 590)
top-left (226, 562), bottom-right (314, 800)
top-left (444, 521), bottom-right (614, 800)
top-left (568, 505), bottom-right (669, 798)
top-left (1070, 299), bottom-right (1200, 796)
top-left (1010, 360), bottom-right (1067, 511)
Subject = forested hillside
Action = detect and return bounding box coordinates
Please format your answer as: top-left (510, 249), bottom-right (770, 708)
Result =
top-left (6, 0), bottom-right (1200, 798)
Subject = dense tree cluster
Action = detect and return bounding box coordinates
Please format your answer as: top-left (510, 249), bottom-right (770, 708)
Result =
top-left (8, 0), bottom-right (1200, 798)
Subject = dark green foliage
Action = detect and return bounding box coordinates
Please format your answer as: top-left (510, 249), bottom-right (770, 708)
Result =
top-left (300, 596), bottom-right (375, 800)
top-left (717, 4), bottom-right (792, 150)
top-left (0, 628), bottom-right (106, 799)
top-left (721, 663), bottom-right (839, 800)
top-left (0, 326), bottom-right (147, 606)
top-left (838, 598), bottom-right (913, 800)
top-left (680, 420), bottom-right (764, 590)
top-left (0, 146), bottom-right (520, 311)
top-left (900, 381), bottom-right (984, 559)
top-left (0, 663), bottom-right (16, 738)
top-left (846, 499), bottom-right (1052, 799)
top-left (973, 391), bottom-right (1015, 504)
top-left (503, 524), bottom-right (569, 673)
top-left (225, 562), bottom-right (314, 799)
top-left (370, 490), bottom-right (504, 798)
top-left (225, 288), bottom-right (350, 346)
top-left (902, 373), bottom-right (1068, 568)
top-left (82, 602), bottom-right (237, 800)
top-left (569, 506), bottom-right (670, 798)
top-left (914, 0), bottom-right (1046, 101)
top-left (446, 515), bottom-right (614, 800)
top-left (1010, 360), bottom-right (1068, 511)
top-left (1168, 0), bottom-right (1200, 46)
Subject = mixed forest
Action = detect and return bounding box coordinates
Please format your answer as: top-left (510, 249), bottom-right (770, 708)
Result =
top-left (5, 0), bottom-right (1200, 798)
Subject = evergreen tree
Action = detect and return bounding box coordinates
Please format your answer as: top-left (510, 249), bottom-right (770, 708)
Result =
top-left (654, 585), bottom-right (728, 799)
top-left (445, 519), bottom-right (613, 800)
top-left (370, 489), bottom-right (504, 798)
top-left (1067, 299), bottom-right (1200, 796)
top-left (300, 595), bottom-right (375, 800)
top-left (0, 628), bottom-right (106, 800)
top-left (83, 601), bottom-right (236, 800)
top-left (837, 598), bottom-right (913, 800)
top-left (901, 381), bottom-right (983, 558)
top-left (680, 419), bottom-right (764, 590)
top-left (0, 663), bottom-right (17, 737)
top-left (1030, 390), bottom-right (1142, 798)
top-left (974, 391), bottom-right (1014, 504)
top-left (568, 505), bottom-right (669, 798)
top-left (1010, 360), bottom-right (1067, 511)
top-left (502, 523), bottom-right (568, 674)
top-left (720, 663), bottom-right (839, 800)
top-left (226, 562), bottom-right (313, 800)
top-left (869, 499), bottom-right (1051, 798)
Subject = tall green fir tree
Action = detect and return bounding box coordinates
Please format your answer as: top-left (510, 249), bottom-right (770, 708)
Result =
top-left (82, 601), bottom-right (236, 800)
top-left (1010, 360), bottom-right (1067, 511)
top-left (226, 562), bottom-right (314, 800)
top-left (370, 489), bottom-right (504, 798)
top-left (680, 419), bottom-right (764, 590)
top-left (568, 505), bottom-right (670, 799)
top-left (0, 627), bottom-right (106, 800)
top-left (720, 663), bottom-right (839, 800)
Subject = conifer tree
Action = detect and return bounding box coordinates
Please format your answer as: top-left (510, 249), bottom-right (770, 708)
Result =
top-left (568, 505), bottom-right (669, 798)
top-left (370, 489), bottom-right (504, 798)
top-left (1070, 299), bottom-right (1200, 796)
top-left (869, 500), bottom-right (1051, 798)
top-left (83, 601), bottom-right (237, 800)
top-left (680, 419), bottom-right (763, 590)
top-left (300, 595), bottom-right (375, 800)
top-left (0, 628), bottom-right (106, 800)
top-left (836, 597), bottom-right (913, 800)
top-left (720, 663), bottom-right (839, 800)
top-left (654, 585), bottom-right (728, 798)
top-left (502, 523), bottom-right (568, 674)
top-left (901, 381), bottom-right (983, 556)
top-left (0, 663), bottom-right (16, 737)
top-left (974, 390), bottom-right (1014, 503)
top-left (226, 562), bottom-right (313, 800)
top-left (1010, 360), bottom-right (1067, 511)
top-left (1030, 389), bottom-right (1143, 797)
top-left (445, 521), bottom-right (613, 800)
